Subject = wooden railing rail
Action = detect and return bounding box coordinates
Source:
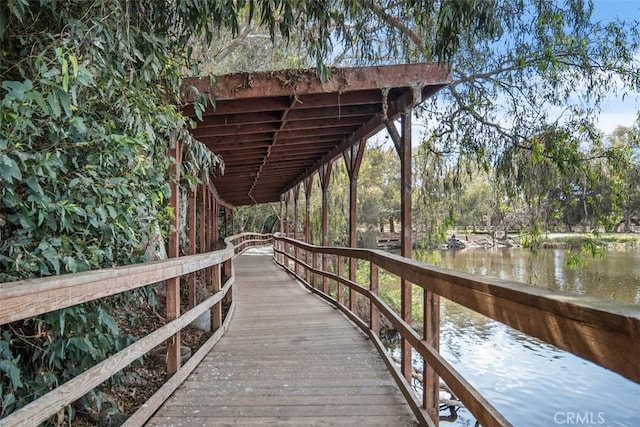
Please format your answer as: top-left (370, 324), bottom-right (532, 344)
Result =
top-left (272, 234), bottom-right (640, 427)
top-left (0, 232), bottom-right (272, 427)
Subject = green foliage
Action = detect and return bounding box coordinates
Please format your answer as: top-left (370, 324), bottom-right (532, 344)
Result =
top-left (0, 0), bottom-right (234, 422)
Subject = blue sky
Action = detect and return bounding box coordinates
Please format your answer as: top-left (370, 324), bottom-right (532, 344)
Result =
top-left (591, 0), bottom-right (639, 133)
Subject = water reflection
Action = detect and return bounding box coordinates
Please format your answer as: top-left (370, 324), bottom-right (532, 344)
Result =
top-left (412, 248), bottom-right (640, 426)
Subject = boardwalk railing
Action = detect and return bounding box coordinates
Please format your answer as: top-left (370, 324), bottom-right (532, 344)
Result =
top-left (0, 232), bottom-right (272, 427)
top-left (272, 234), bottom-right (640, 427)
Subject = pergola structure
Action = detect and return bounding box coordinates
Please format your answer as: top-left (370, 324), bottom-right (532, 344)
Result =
top-left (181, 63), bottom-right (450, 206)
top-left (172, 62), bottom-right (451, 420)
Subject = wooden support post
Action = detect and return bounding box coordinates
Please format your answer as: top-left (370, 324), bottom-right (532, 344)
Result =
top-left (284, 191), bottom-right (290, 236)
top-left (344, 141), bottom-right (366, 314)
top-left (318, 161), bottom-right (333, 293)
top-left (188, 190), bottom-right (197, 308)
top-left (387, 114), bottom-right (413, 384)
top-left (370, 263), bottom-right (379, 335)
top-left (293, 184), bottom-right (301, 274)
top-left (209, 187), bottom-right (214, 252)
top-left (279, 194), bottom-right (285, 234)
top-left (304, 176), bottom-right (313, 244)
top-left (399, 113), bottom-right (413, 386)
top-left (199, 185), bottom-right (208, 294)
top-left (211, 264), bottom-right (222, 331)
top-left (223, 206), bottom-right (229, 238)
top-left (344, 141), bottom-right (366, 247)
top-left (166, 139), bottom-right (182, 376)
top-left (199, 185), bottom-right (206, 254)
top-left (213, 197), bottom-right (219, 247)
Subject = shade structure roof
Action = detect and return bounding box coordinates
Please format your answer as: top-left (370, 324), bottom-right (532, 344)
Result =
top-left (182, 63), bottom-right (451, 206)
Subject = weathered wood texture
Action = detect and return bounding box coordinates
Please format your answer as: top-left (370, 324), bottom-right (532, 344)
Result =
top-left (147, 248), bottom-right (417, 426)
top-left (273, 235), bottom-right (640, 426)
top-left (0, 233), bottom-right (271, 427)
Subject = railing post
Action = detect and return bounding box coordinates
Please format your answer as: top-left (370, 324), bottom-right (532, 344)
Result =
top-left (311, 251), bottom-right (318, 288)
top-left (349, 258), bottom-right (357, 313)
top-left (223, 257), bottom-right (233, 307)
top-left (188, 190), bottom-right (197, 309)
top-left (370, 263), bottom-right (379, 335)
top-left (337, 255), bottom-right (344, 305)
top-left (424, 289), bottom-right (440, 423)
top-left (322, 253), bottom-right (328, 294)
top-left (212, 264), bottom-right (222, 331)
top-left (166, 139), bottom-right (181, 376)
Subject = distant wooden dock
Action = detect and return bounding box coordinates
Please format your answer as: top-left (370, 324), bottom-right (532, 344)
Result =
top-left (147, 247), bottom-right (417, 426)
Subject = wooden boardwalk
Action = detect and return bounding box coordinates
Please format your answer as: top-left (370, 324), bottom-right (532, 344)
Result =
top-left (147, 247), bottom-right (417, 426)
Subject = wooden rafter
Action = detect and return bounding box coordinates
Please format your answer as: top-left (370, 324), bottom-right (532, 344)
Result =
top-left (182, 63), bottom-right (451, 206)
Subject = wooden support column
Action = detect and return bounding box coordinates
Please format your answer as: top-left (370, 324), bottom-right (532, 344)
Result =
top-left (224, 206), bottom-right (230, 238)
top-left (318, 162), bottom-right (333, 295)
top-left (284, 191), bottom-right (291, 268)
top-left (205, 186), bottom-right (211, 252)
top-left (293, 184), bottom-right (301, 240)
top-left (387, 112), bottom-right (439, 423)
top-left (292, 184), bottom-right (301, 275)
top-left (199, 185), bottom-right (208, 294)
top-left (188, 189), bottom-right (197, 308)
top-left (284, 191), bottom-right (290, 236)
top-left (213, 196), bottom-right (219, 247)
top-left (166, 139), bottom-right (182, 376)
top-left (386, 114), bottom-right (412, 382)
top-left (199, 184), bottom-right (206, 254)
top-left (279, 194), bottom-right (285, 234)
top-left (304, 176), bottom-right (314, 286)
top-left (343, 141), bottom-right (366, 312)
top-left (399, 113), bottom-right (413, 386)
top-left (304, 176), bottom-right (313, 244)
top-left (344, 140), bottom-right (366, 247)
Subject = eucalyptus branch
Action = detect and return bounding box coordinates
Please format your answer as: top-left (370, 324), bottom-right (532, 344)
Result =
top-left (361, 0), bottom-right (425, 55)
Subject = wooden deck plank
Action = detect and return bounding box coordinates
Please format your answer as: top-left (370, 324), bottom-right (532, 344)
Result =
top-left (147, 248), bottom-right (417, 426)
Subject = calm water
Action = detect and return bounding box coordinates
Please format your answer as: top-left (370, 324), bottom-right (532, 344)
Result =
top-left (414, 248), bottom-right (640, 426)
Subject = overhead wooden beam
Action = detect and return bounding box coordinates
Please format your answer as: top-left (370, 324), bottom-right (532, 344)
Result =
top-left (181, 63), bottom-right (451, 207)
top-left (280, 83), bottom-right (443, 195)
top-left (182, 64), bottom-right (450, 102)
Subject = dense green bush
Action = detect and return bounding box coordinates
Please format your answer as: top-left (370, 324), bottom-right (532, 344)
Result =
top-left (0, 0), bottom-right (223, 421)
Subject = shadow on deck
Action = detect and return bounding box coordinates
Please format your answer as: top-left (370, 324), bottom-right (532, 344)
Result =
top-left (147, 247), bottom-right (417, 426)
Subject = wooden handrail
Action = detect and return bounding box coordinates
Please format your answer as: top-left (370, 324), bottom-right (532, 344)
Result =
top-left (0, 232), bottom-right (272, 427)
top-left (272, 234), bottom-right (640, 426)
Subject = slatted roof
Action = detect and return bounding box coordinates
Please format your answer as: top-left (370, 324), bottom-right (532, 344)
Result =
top-left (182, 63), bottom-right (451, 206)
